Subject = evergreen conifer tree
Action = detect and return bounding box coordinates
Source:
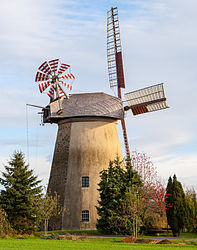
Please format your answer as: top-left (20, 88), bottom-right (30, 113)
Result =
top-left (0, 151), bottom-right (42, 233)
top-left (96, 157), bottom-right (126, 234)
top-left (165, 176), bottom-right (173, 227)
top-left (96, 157), bottom-right (141, 235)
top-left (165, 174), bottom-right (186, 236)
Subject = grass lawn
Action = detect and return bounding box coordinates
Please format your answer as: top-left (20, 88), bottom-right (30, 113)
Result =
top-left (47, 230), bottom-right (197, 240)
top-left (0, 238), bottom-right (196, 250)
top-left (143, 232), bottom-right (197, 239)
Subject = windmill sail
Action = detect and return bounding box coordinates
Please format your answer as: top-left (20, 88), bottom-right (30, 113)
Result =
top-left (58, 63), bottom-right (70, 75)
top-left (107, 7), bottom-right (125, 90)
top-left (38, 61), bottom-right (52, 75)
top-left (48, 59), bottom-right (59, 73)
top-left (107, 7), bottom-right (130, 160)
top-left (35, 59), bottom-right (75, 102)
top-left (125, 83), bottom-right (169, 115)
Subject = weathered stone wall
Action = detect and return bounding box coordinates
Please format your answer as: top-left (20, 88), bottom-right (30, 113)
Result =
top-left (47, 122), bottom-right (71, 229)
top-left (48, 119), bottom-right (124, 230)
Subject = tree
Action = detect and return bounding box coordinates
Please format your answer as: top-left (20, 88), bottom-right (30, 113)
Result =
top-left (0, 207), bottom-right (14, 237)
top-left (165, 176), bottom-right (173, 228)
top-left (131, 151), bottom-right (157, 184)
top-left (0, 151), bottom-right (42, 234)
top-left (38, 190), bottom-right (65, 235)
top-left (97, 153), bottom-right (167, 236)
top-left (122, 186), bottom-right (143, 238)
top-left (131, 151), bottom-right (167, 229)
top-left (96, 157), bottom-right (126, 234)
top-left (165, 174), bottom-right (187, 237)
top-left (96, 156), bottom-right (141, 235)
top-left (185, 188), bottom-right (197, 232)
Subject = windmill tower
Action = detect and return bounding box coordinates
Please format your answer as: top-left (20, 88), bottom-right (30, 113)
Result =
top-left (35, 7), bottom-right (169, 230)
top-left (35, 59), bottom-right (125, 230)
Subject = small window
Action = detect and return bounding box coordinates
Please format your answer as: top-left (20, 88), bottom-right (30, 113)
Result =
top-left (82, 210), bottom-right (89, 222)
top-left (82, 176), bottom-right (89, 187)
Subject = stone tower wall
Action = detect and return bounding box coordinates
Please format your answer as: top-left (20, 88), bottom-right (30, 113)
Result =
top-left (48, 119), bottom-right (124, 230)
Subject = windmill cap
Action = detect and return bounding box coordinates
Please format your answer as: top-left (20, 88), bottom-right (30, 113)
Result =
top-left (43, 92), bottom-right (124, 123)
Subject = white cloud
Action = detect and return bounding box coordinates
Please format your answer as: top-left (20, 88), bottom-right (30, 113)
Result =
top-left (154, 153), bottom-right (197, 178)
top-left (127, 113), bottom-right (193, 156)
top-left (151, 153), bottom-right (197, 190)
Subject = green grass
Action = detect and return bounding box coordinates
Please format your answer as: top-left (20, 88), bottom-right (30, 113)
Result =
top-left (0, 238), bottom-right (196, 250)
top-left (45, 230), bottom-right (197, 239)
top-left (144, 232), bottom-right (197, 239)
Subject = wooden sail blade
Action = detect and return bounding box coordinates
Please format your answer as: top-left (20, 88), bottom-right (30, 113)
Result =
top-left (58, 83), bottom-right (69, 98)
top-left (48, 59), bottom-right (59, 73)
top-left (57, 86), bottom-right (66, 98)
top-left (57, 63), bottom-right (70, 75)
top-left (60, 73), bottom-right (75, 80)
top-left (60, 81), bottom-right (72, 91)
top-left (35, 72), bottom-right (50, 82)
top-left (116, 51), bottom-right (125, 88)
top-left (125, 83), bottom-right (169, 116)
top-left (47, 84), bottom-right (55, 98)
top-left (38, 81), bottom-right (50, 93)
top-left (38, 61), bottom-right (52, 75)
top-left (107, 7), bottom-right (125, 90)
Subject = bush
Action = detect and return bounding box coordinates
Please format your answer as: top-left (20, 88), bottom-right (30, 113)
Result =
top-left (0, 207), bottom-right (14, 237)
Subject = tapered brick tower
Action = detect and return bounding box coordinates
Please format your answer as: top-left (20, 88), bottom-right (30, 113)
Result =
top-left (44, 92), bottom-right (124, 230)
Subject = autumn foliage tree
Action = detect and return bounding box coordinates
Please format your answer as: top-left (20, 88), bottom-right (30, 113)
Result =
top-left (131, 151), bottom-right (167, 229)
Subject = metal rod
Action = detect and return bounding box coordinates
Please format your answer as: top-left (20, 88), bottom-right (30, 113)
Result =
top-left (26, 104), bottom-right (46, 109)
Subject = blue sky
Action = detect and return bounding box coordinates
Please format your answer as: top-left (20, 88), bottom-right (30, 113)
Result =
top-left (0, 0), bottom-right (197, 189)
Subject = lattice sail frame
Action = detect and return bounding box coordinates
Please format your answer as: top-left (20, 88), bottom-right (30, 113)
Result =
top-left (35, 59), bottom-right (75, 101)
top-left (125, 83), bottom-right (169, 116)
top-left (107, 7), bottom-right (130, 161)
top-left (107, 7), bottom-right (125, 91)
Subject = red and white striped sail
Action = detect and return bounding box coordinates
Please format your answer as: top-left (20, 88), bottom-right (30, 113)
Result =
top-left (47, 84), bottom-right (55, 98)
top-left (38, 61), bottom-right (51, 75)
top-left (61, 73), bottom-right (75, 80)
top-left (35, 72), bottom-right (50, 82)
top-left (58, 86), bottom-right (66, 98)
top-left (48, 59), bottom-right (59, 73)
top-left (60, 81), bottom-right (73, 91)
top-left (39, 81), bottom-right (50, 93)
top-left (57, 63), bottom-right (70, 75)
top-left (36, 59), bottom-right (75, 101)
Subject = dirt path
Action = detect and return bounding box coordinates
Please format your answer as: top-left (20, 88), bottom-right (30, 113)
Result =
top-left (83, 235), bottom-right (197, 241)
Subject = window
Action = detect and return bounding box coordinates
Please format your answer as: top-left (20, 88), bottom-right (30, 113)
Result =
top-left (82, 210), bottom-right (89, 222)
top-left (82, 176), bottom-right (89, 187)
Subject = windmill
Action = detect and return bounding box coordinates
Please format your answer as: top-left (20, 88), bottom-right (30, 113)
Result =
top-left (36, 59), bottom-right (124, 229)
top-left (33, 7), bottom-right (169, 231)
top-left (107, 7), bottom-right (169, 158)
